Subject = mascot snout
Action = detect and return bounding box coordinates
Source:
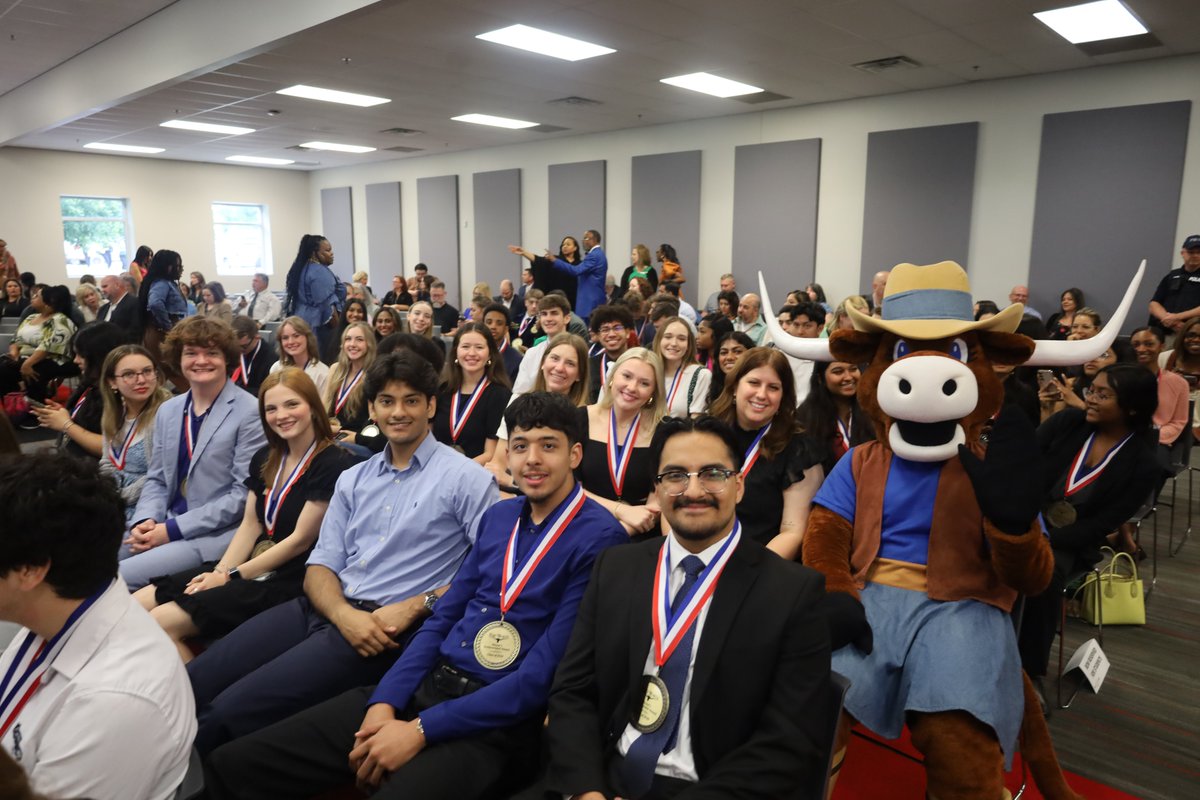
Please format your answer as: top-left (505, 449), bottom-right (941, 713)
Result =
top-left (877, 353), bottom-right (978, 461)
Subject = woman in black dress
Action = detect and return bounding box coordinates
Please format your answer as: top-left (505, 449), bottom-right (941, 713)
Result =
top-left (795, 359), bottom-right (875, 478)
top-left (510, 236), bottom-right (580, 311)
top-left (709, 347), bottom-right (823, 560)
top-left (324, 321), bottom-right (377, 442)
top-left (433, 322), bottom-right (512, 463)
top-left (134, 367), bottom-right (359, 661)
top-left (576, 347), bottom-right (665, 538)
top-left (1045, 287), bottom-right (1084, 340)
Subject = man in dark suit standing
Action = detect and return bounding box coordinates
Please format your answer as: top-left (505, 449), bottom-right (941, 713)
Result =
top-left (97, 274), bottom-right (139, 340)
top-left (541, 415), bottom-right (833, 800)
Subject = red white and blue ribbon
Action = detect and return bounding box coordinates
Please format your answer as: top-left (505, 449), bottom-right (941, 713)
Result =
top-left (333, 370), bottom-right (364, 416)
top-left (665, 366), bottom-right (686, 411)
top-left (450, 378), bottom-right (491, 443)
top-left (69, 387), bottom-right (92, 420)
top-left (740, 423), bottom-right (772, 478)
top-left (108, 416), bottom-right (140, 470)
top-left (518, 315), bottom-right (535, 337)
top-left (499, 337), bottom-right (510, 354)
top-left (500, 483), bottom-right (585, 614)
top-left (233, 339), bottom-right (261, 387)
top-left (651, 522), bottom-right (741, 666)
top-left (263, 440), bottom-right (319, 537)
top-left (1065, 432), bottom-right (1134, 497)
top-left (0, 587), bottom-right (104, 738)
top-left (835, 417), bottom-right (852, 453)
top-left (607, 408), bottom-right (641, 499)
top-left (182, 393), bottom-right (203, 459)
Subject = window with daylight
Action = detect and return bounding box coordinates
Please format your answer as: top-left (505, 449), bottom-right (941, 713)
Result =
top-left (60, 196), bottom-right (133, 278)
top-left (213, 203), bottom-right (271, 276)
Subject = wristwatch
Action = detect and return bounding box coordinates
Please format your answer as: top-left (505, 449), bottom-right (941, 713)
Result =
top-left (226, 566), bottom-right (243, 581)
top-left (423, 591), bottom-right (439, 613)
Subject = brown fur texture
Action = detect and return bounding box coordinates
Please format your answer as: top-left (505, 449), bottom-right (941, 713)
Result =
top-left (910, 711), bottom-right (1006, 800)
top-left (803, 505), bottom-right (860, 598)
top-left (1020, 671), bottom-right (1086, 800)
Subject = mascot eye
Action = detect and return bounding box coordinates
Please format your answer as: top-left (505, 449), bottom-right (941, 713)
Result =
top-left (893, 340), bottom-right (911, 360)
top-left (949, 337), bottom-right (969, 363)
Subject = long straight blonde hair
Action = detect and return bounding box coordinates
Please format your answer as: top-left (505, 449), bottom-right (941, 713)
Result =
top-left (324, 322), bottom-right (377, 419)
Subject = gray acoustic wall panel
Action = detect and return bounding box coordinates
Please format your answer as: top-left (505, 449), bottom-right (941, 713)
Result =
top-left (320, 186), bottom-right (354, 282)
top-left (473, 168), bottom-right (522, 299)
top-left (1028, 101), bottom-right (1191, 330)
top-left (860, 122), bottom-right (979, 290)
top-left (732, 139), bottom-right (821, 303)
top-left (365, 181), bottom-right (403, 279)
top-left (548, 160), bottom-right (605, 250)
top-left (417, 175), bottom-right (461, 305)
top-left (631, 150), bottom-right (702, 304)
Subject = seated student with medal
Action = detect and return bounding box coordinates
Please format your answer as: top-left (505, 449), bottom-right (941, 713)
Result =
top-left (230, 316), bottom-right (277, 398)
top-left (120, 316), bottom-right (267, 591)
top-left (187, 352), bottom-right (498, 756)
top-left (132, 368), bottom-right (361, 662)
top-left (324, 321), bottom-right (377, 443)
top-left (1018, 364), bottom-right (1160, 688)
top-left (205, 392), bottom-right (626, 799)
top-left (537, 415), bottom-right (834, 800)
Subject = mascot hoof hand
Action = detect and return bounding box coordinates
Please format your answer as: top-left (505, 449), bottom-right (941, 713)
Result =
top-left (818, 592), bottom-right (874, 654)
top-left (959, 406), bottom-right (1041, 535)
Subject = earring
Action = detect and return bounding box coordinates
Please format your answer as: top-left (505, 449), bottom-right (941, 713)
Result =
top-left (646, 396), bottom-right (654, 406)
top-left (486, 359), bottom-right (492, 366)
top-left (453, 358), bottom-right (459, 365)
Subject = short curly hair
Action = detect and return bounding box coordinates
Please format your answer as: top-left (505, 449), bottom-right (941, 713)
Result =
top-left (164, 315), bottom-right (240, 372)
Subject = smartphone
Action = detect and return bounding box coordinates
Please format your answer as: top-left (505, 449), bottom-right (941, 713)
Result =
top-left (26, 397), bottom-right (47, 409)
top-left (1036, 370), bottom-right (1055, 390)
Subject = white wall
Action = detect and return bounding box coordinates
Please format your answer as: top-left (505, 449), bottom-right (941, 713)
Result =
top-left (0, 147), bottom-right (310, 293)
top-left (308, 53), bottom-right (1200, 309)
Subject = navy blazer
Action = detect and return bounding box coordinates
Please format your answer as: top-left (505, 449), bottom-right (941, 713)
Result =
top-left (552, 246), bottom-right (608, 320)
top-left (132, 379), bottom-right (265, 557)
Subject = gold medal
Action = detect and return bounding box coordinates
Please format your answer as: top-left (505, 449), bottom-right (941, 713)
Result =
top-left (1045, 500), bottom-right (1077, 528)
top-left (179, 477), bottom-right (188, 499)
top-left (473, 620), bottom-right (521, 670)
top-left (251, 539), bottom-right (276, 559)
top-left (633, 674), bottom-right (669, 733)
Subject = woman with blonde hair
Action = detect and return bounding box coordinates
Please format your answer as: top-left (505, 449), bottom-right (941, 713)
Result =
top-left (323, 321), bottom-right (377, 441)
top-left (433, 322), bottom-right (512, 463)
top-left (134, 367), bottom-right (359, 661)
top-left (270, 315), bottom-right (330, 395)
top-left (405, 299), bottom-right (445, 355)
top-left (652, 315), bottom-right (711, 417)
top-left (824, 295), bottom-right (869, 337)
top-left (579, 347), bottom-right (666, 537)
top-left (98, 344), bottom-right (172, 520)
top-left (75, 282), bottom-right (102, 322)
top-left (709, 347), bottom-right (823, 559)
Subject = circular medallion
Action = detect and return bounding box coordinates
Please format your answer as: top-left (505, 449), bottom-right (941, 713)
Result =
top-left (634, 674), bottom-right (670, 733)
top-left (473, 620), bottom-right (521, 670)
top-left (251, 539), bottom-right (276, 559)
top-left (1045, 500), bottom-right (1077, 528)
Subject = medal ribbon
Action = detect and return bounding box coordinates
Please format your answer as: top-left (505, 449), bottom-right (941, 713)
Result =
top-left (499, 337), bottom-right (509, 353)
top-left (182, 393), bottom-right (203, 460)
top-left (450, 377), bottom-right (490, 443)
top-left (108, 416), bottom-right (140, 470)
top-left (740, 423), bottom-right (772, 478)
top-left (333, 370), bottom-right (364, 415)
top-left (835, 417), bottom-right (852, 452)
top-left (234, 339), bottom-right (261, 387)
top-left (518, 315), bottom-right (534, 337)
top-left (0, 587), bottom-right (105, 738)
top-left (263, 440), bottom-right (319, 537)
top-left (607, 408), bottom-right (641, 498)
top-left (500, 484), bottom-right (586, 614)
top-left (650, 522), bottom-right (741, 666)
top-left (69, 387), bottom-right (92, 420)
top-left (1065, 432), bottom-right (1134, 497)
top-left (665, 367), bottom-right (685, 410)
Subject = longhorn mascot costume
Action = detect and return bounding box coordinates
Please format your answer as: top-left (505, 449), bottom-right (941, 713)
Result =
top-left (763, 261), bottom-right (1144, 800)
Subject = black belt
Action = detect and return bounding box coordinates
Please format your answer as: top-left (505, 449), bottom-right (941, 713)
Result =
top-left (350, 598), bottom-right (380, 612)
top-left (431, 661), bottom-right (486, 699)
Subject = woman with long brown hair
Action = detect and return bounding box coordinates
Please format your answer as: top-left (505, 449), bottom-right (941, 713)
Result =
top-left (433, 322), bottom-right (511, 463)
top-left (133, 368), bottom-right (359, 661)
top-left (270, 315), bottom-right (330, 395)
top-left (709, 347), bottom-right (823, 559)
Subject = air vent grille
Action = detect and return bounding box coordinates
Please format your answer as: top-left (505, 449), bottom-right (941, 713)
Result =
top-left (853, 55), bottom-right (921, 73)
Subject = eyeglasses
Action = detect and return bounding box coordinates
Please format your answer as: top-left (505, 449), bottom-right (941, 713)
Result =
top-left (1083, 387), bottom-right (1114, 402)
top-left (655, 467), bottom-right (736, 496)
top-left (598, 325), bottom-right (626, 335)
top-left (116, 367), bottom-right (157, 383)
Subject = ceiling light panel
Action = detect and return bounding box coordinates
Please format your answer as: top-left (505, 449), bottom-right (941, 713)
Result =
top-left (452, 114), bottom-right (538, 129)
top-left (299, 141), bottom-right (377, 153)
top-left (161, 120), bottom-right (255, 135)
top-left (476, 24), bottom-right (616, 61)
top-left (277, 84), bottom-right (390, 107)
top-left (84, 142), bottom-right (164, 154)
top-left (660, 72), bottom-right (764, 98)
top-left (1033, 1), bottom-right (1148, 44)
top-left (226, 155), bottom-right (295, 165)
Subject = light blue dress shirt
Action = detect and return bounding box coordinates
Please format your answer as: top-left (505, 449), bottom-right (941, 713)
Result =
top-left (307, 431), bottom-right (498, 606)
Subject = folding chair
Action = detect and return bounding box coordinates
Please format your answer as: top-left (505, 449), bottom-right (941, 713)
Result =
top-left (1128, 487), bottom-right (1158, 595)
top-left (1056, 566), bottom-right (1103, 709)
top-left (813, 672), bottom-right (850, 800)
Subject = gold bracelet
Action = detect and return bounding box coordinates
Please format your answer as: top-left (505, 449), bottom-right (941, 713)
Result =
top-left (61, 420), bottom-right (74, 434)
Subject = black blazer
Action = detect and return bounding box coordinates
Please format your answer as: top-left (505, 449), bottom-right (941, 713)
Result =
top-left (1038, 409), bottom-right (1160, 557)
top-left (545, 535), bottom-right (833, 799)
top-left (98, 294), bottom-right (140, 341)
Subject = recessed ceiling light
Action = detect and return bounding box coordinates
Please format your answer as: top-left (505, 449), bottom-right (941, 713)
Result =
top-left (83, 142), bottom-right (165, 154)
top-left (161, 120), bottom-right (255, 135)
top-left (660, 72), bottom-right (764, 98)
top-left (1033, 0), bottom-right (1147, 44)
top-left (277, 84), bottom-right (390, 107)
top-left (226, 155), bottom-right (295, 166)
top-left (298, 141), bottom-right (377, 153)
top-left (452, 113), bottom-right (538, 129)
top-left (476, 24), bottom-right (616, 61)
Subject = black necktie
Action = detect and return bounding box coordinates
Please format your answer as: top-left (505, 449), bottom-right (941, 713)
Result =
top-left (248, 293), bottom-right (258, 317)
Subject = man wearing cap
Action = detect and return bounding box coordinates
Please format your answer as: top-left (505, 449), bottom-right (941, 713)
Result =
top-left (1148, 234), bottom-right (1200, 339)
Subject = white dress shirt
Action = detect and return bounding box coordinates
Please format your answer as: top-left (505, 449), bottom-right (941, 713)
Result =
top-left (512, 338), bottom-right (549, 396)
top-left (0, 578), bottom-right (196, 800)
top-left (242, 289), bottom-right (283, 323)
top-left (270, 358), bottom-right (330, 396)
top-left (616, 532), bottom-right (731, 783)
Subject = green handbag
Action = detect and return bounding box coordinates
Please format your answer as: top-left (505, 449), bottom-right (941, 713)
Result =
top-left (1076, 547), bottom-right (1145, 626)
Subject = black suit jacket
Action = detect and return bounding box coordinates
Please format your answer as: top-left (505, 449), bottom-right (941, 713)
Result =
top-left (546, 535), bottom-right (833, 800)
top-left (98, 294), bottom-right (139, 341)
